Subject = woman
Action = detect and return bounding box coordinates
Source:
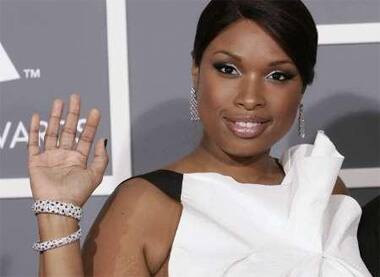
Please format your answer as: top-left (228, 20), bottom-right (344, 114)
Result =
top-left (28, 0), bottom-right (371, 276)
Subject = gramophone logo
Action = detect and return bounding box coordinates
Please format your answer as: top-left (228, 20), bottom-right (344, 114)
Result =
top-left (0, 41), bottom-right (20, 83)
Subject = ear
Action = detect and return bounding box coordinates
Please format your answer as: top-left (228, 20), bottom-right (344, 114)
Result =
top-left (191, 59), bottom-right (200, 90)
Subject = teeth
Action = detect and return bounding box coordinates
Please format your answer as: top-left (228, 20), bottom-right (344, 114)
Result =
top-left (236, 121), bottom-right (247, 127)
top-left (235, 121), bottom-right (260, 128)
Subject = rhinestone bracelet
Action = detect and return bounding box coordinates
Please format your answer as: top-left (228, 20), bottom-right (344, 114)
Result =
top-left (32, 200), bottom-right (82, 221)
top-left (32, 227), bottom-right (82, 252)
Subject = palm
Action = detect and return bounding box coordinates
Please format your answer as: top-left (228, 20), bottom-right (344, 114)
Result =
top-left (30, 149), bottom-right (90, 206)
top-left (28, 95), bottom-right (108, 207)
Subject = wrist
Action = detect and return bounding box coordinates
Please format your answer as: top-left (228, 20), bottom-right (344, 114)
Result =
top-left (32, 200), bottom-right (83, 220)
top-left (37, 214), bottom-right (79, 241)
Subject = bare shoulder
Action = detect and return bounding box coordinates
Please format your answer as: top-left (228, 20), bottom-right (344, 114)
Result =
top-left (332, 176), bottom-right (350, 196)
top-left (82, 177), bottom-right (182, 276)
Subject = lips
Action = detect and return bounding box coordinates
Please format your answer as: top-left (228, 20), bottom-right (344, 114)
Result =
top-left (224, 116), bottom-right (270, 139)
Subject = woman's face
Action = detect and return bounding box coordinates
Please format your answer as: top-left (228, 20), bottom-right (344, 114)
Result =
top-left (193, 19), bottom-right (304, 158)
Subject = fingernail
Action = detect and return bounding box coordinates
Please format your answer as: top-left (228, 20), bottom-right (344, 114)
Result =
top-left (104, 139), bottom-right (108, 148)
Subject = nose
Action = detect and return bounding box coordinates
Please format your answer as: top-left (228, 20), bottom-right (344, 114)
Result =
top-left (234, 74), bottom-right (266, 110)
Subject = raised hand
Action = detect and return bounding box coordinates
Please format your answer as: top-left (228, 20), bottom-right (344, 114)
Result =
top-left (28, 94), bottom-right (108, 207)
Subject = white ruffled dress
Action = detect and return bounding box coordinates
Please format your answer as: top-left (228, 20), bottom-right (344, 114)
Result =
top-left (168, 131), bottom-right (372, 276)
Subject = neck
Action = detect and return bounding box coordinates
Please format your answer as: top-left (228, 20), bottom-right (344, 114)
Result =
top-left (189, 134), bottom-right (282, 184)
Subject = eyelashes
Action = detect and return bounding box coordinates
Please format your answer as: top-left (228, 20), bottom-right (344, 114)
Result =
top-left (212, 62), bottom-right (295, 82)
top-left (265, 70), bottom-right (294, 82)
top-left (213, 63), bottom-right (241, 76)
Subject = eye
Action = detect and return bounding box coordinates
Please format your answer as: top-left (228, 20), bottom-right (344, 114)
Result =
top-left (265, 70), bottom-right (293, 82)
top-left (213, 63), bottom-right (241, 76)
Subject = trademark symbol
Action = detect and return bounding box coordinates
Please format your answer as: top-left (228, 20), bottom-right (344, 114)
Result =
top-left (23, 68), bottom-right (41, 79)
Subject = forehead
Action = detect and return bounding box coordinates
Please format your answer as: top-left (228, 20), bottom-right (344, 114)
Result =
top-left (204, 19), bottom-right (291, 63)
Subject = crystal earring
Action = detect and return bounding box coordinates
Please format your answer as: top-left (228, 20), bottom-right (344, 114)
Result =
top-left (190, 87), bottom-right (200, 121)
top-left (298, 103), bottom-right (306, 138)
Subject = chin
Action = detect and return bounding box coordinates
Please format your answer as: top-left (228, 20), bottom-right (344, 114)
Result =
top-left (220, 139), bottom-right (272, 160)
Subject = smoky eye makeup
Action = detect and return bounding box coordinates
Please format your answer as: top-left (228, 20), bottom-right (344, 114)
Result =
top-left (265, 70), bottom-right (296, 82)
top-left (212, 62), bottom-right (242, 76)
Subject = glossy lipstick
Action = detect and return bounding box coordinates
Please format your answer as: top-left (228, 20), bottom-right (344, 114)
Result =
top-left (224, 117), bottom-right (270, 139)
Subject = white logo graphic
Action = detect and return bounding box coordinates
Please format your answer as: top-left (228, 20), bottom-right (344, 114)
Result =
top-left (0, 41), bottom-right (20, 83)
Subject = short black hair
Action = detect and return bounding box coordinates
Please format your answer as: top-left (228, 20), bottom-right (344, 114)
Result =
top-left (193, 0), bottom-right (318, 88)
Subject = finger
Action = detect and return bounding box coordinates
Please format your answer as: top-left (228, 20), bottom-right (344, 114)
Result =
top-left (75, 108), bottom-right (101, 158)
top-left (89, 139), bottom-right (109, 186)
top-left (28, 113), bottom-right (41, 157)
top-left (44, 99), bottom-right (64, 150)
top-left (59, 94), bottom-right (80, 150)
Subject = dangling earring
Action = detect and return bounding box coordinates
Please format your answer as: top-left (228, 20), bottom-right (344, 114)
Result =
top-left (190, 87), bottom-right (200, 121)
top-left (298, 103), bottom-right (306, 138)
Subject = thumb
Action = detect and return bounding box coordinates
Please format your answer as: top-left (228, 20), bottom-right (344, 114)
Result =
top-left (89, 138), bottom-right (109, 186)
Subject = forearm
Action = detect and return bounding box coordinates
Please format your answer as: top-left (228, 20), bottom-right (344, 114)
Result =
top-left (37, 214), bottom-right (84, 277)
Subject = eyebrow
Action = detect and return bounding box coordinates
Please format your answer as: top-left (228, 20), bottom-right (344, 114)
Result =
top-left (213, 50), bottom-right (294, 67)
top-left (213, 50), bottom-right (243, 61)
top-left (268, 60), bottom-right (294, 67)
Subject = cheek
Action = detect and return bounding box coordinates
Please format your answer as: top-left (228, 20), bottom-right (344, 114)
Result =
top-left (269, 90), bottom-right (301, 126)
top-left (276, 99), bottom-right (298, 117)
top-left (197, 73), bottom-right (235, 118)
